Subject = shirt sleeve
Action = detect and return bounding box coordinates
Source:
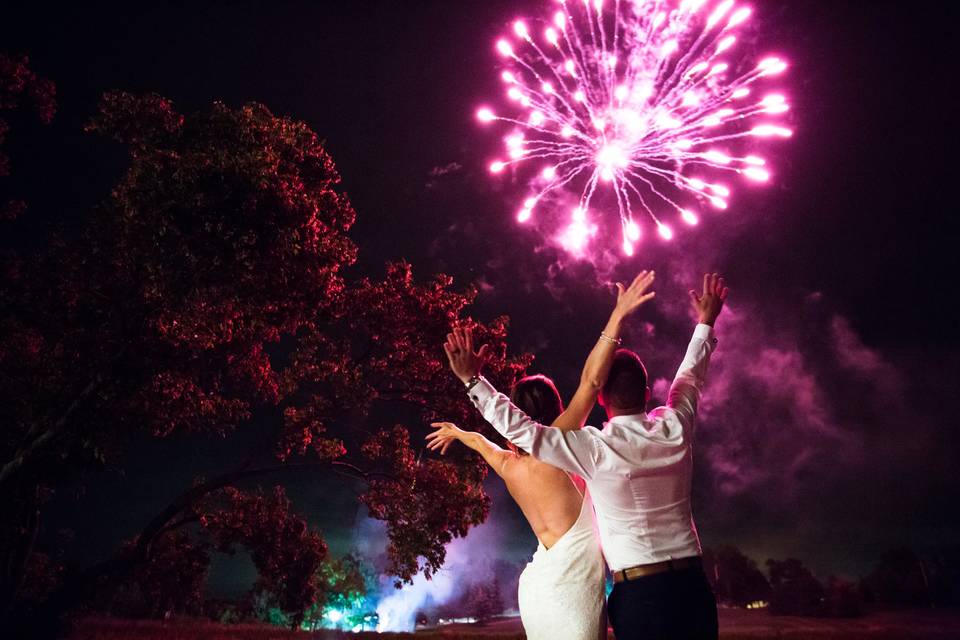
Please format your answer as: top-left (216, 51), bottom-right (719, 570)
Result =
top-left (468, 377), bottom-right (603, 479)
top-left (665, 323), bottom-right (718, 433)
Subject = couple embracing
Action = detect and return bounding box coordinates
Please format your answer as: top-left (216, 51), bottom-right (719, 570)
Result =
top-left (427, 271), bottom-right (729, 640)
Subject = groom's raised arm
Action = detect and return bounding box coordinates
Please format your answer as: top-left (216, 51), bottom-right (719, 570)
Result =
top-left (665, 323), bottom-right (717, 430)
top-left (666, 273), bottom-right (729, 431)
top-left (468, 377), bottom-right (603, 479)
top-left (441, 273), bottom-right (660, 477)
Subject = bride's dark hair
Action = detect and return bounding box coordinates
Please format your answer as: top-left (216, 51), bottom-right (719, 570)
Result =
top-left (510, 374), bottom-right (563, 426)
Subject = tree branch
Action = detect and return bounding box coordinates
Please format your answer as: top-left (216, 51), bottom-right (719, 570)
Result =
top-left (42, 457), bottom-right (396, 618)
top-left (155, 514), bottom-right (200, 538)
top-left (1, 375), bottom-right (104, 488)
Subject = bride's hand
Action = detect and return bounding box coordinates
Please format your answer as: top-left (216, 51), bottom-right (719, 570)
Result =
top-left (426, 421), bottom-right (466, 455)
top-left (613, 270), bottom-right (656, 320)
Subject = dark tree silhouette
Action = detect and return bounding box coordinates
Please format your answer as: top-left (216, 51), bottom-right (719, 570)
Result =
top-left (0, 84), bottom-right (529, 631)
top-left (104, 530), bottom-right (210, 619)
top-left (702, 545), bottom-right (771, 607)
top-left (823, 575), bottom-right (863, 618)
top-left (861, 547), bottom-right (940, 606)
top-left (766, 557), bottom-right (825, 617)
top-left (0, 54), bottom-right (55, 220)
top-left (465, 578), bottom-right (504, 623)
top-left (490, 559), bottom-right (523, 612)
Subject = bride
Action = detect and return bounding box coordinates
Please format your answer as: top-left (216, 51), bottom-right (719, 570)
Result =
top-left (427, 271), bottom-right (656, 640)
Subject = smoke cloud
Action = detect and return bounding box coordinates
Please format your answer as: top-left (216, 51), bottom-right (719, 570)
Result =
top-left (357, 482), bottom-right (528, 632)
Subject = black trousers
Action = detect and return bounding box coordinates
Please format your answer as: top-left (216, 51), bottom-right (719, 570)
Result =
top-left (608, 566), bottom-right (719, 640)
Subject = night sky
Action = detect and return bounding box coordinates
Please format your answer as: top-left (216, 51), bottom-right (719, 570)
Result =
top-left (3, 0), bottom-right (957, 592)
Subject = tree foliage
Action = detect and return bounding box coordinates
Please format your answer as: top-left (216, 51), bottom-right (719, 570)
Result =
top-left (702, 545), bottom-right (770, 607)
top-left (766, 557), bottom-right (825, 617)
top-left (197, 486), bottom-right (328, 627)
top-left (103, 530), bottom-right (210, 619)
top-left (317, 554), bottom-right (369, 612)
top-left (0, 54), bottom-right (55, 220)
top-left (465, 578), bottom-right (504, 623)
top-left (860, 547), bottom-right (948, 606)
top-left (300, 554), bottom-right (373, 630)
top-left (823, 575), bottom-right (862, 618)
top-left (0, 79), bottom-right (529, 629)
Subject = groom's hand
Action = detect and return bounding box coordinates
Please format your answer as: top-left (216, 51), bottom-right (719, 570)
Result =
top-left (444, 327), bottom-right (490, 384)
top-left (689, 272), bottom-right (729, 326)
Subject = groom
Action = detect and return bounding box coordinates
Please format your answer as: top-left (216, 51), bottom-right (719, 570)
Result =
top-left (445, 273), bottom-right (728, 640)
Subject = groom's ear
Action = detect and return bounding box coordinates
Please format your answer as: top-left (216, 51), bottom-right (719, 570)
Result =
top-left (645, 386), bottom-right (651, 405)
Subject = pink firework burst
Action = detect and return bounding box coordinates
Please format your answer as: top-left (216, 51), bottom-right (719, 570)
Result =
top-left (477, 0), bottom-right (791, 256)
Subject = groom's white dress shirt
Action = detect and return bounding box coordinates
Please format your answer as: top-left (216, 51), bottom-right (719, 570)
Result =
top-left (468, 324), bottom-right (717, 572)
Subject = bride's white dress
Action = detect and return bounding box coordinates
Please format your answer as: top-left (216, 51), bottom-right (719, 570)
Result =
top-left (517, 486), bottom-right (606, 640)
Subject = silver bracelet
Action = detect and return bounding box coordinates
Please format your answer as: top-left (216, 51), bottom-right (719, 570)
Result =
top-left (599, 332), bottom-right (622, 345)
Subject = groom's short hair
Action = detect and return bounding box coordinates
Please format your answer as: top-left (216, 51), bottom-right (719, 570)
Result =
top-left (601, 349), bottom-right (648, 412)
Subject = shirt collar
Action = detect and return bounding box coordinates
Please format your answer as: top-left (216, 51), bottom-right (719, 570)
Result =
top-left (604, 412), bottom-right (648, 428)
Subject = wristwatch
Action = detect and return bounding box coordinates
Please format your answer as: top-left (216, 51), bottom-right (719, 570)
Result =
top-left (465, 375), bottom-right (482, 392)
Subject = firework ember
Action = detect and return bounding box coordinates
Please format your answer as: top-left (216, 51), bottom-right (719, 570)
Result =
top-left (477, 0), bottom-right (792, 255)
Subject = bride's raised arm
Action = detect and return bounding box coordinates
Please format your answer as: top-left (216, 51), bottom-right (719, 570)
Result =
top-left (425, 421), bottom-right (514, 476)
top-left (552, 271), bottom-right (656, 431)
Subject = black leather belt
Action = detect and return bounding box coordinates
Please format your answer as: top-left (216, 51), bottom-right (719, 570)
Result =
top-left (612, 556), bottom-right (702, 583)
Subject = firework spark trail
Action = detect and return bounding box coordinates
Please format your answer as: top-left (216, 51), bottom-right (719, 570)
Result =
top-left (477, 0), bottom-right (791, 256)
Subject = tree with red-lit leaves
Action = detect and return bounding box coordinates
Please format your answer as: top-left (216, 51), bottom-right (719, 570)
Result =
top-left (0, 54), bottom-right (55, 220)
top-left (91, 486), bottom-right (331, 627)
top-left (0, 84), bottom-right (529, 632)
top-left (0, 54), bottom-right (60, 624)
top-left (197, 486), bottom-right (330, 627)
top-left (104, 530), bottom-right (210, 619)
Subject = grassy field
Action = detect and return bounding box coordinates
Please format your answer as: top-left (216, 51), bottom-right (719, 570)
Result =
top-left (68, 608), bottom-right (960, 640)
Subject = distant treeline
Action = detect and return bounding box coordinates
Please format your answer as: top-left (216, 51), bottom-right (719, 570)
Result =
top-left (701, 544), bottom-right (960, 618)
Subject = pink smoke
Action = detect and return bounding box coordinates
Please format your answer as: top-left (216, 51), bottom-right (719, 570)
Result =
top-left (364, 482), bottom-right (525, 632)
